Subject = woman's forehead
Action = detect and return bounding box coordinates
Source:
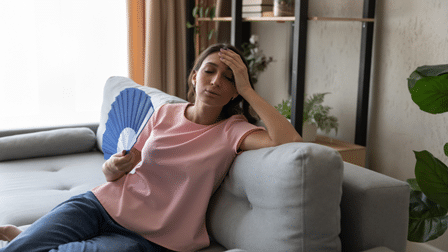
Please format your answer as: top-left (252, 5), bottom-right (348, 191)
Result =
top-left (202, 53), bottom-right (232, 72)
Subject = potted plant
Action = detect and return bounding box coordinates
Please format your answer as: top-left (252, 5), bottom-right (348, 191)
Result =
top-left (275, 92), bottom-right (338, 141)
top-left (274, 0), bottom-right (295, 17)
top-left (241, 35), bottom-right (274, 85)
top-left (406, 64), bottom-right (448, 243)
top-left (186, 4), bottom-right (216, 55)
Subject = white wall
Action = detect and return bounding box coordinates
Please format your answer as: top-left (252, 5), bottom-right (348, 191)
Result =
top-left (251, 0), bottom-right (448, 250)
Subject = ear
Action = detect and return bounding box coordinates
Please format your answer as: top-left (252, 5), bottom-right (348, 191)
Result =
top-left (192, 70), bottom-right (197, 84)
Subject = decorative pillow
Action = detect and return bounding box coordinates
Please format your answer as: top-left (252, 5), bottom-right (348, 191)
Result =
top-left (97, 76), bottom-right (187, 156)
top-left (207, 142), bottom-right (344, 251)
top-left (0, 127), bottom-right (96, 161)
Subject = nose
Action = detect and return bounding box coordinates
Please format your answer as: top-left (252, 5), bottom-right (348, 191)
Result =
top-left (210, 73), bottom-right (222, 87)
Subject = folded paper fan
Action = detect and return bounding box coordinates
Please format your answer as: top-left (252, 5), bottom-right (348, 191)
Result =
top-left (102, 88), bottom-right (154, 160)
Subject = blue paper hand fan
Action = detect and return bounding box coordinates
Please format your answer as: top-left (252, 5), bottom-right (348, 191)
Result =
top-left (102, 88), bottom-right (154, 160)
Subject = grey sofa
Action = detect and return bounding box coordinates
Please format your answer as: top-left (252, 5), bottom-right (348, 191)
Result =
top-left (0, 77), bottom-right (409, 252)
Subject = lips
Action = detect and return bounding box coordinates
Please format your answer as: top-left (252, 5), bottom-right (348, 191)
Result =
top-left (205, 90), bottom-right (219, 96)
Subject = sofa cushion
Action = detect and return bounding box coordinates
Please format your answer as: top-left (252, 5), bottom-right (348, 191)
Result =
top-left (97, 76), bottom-right (187, 155)
top-left (0, 127), bottom-right (96, 161)
top-left (207, 142), bottom-right (344, 251)
top-left (0, 152), bottom-right (106, 227)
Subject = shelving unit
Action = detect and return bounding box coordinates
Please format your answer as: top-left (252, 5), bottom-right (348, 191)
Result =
top-left (186, 0), bottom-right (376, 147)
top-left (197, 16), bottom-right (374, 22)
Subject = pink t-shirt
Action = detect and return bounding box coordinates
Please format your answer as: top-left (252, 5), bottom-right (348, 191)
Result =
top-left (93, 103), bottom-right (265, 251)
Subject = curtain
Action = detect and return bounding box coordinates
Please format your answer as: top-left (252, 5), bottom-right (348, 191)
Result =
top-left (127, 0), bottom-right (187, 99)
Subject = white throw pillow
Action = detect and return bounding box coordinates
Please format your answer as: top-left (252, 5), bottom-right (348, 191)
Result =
top-left (96, 76), bottom-right (187, 154)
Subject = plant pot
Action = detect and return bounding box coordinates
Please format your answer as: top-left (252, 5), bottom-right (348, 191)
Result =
top-left (274, 0), bottom-right (295, 17)
top-left (302, 123), bottom-right (317, 142)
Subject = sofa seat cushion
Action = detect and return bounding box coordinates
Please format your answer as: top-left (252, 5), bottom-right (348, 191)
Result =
top-left (0, 152), bottom-right (105, 227)
top-left (0, 127), bottom-right (97, 161)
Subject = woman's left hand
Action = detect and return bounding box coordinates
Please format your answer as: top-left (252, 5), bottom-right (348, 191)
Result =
top-left (219, 48), bottom-right (253, 96)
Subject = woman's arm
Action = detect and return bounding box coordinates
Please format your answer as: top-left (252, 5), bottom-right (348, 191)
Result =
top-left (102, 148), bottom-right (142, 182)
top-left (239, 88), bottom-right (303, 150)
top-left (219, 48), bottom-right (302, 151)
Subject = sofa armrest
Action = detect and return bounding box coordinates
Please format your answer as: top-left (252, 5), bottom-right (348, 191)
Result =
top-left (340, 162), bottom-right (410, 252)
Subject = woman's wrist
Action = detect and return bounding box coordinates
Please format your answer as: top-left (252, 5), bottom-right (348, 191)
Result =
top-left (102, 159), bottom-right (125, 182)
top-left (238, 86), bottom-right (256, 99)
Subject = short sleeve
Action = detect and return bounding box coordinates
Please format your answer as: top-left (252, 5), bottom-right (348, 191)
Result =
top-left (133, 104), bottom-right (165, 151)
top-left (224, 115), bottom-right (266, 154)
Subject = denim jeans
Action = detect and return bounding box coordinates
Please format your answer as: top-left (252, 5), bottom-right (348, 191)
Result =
top-left (0, 191), bottom-right (167, 252)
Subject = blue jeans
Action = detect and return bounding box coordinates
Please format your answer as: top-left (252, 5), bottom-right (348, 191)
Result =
top-left (0, 192), bottom-right (167, 252)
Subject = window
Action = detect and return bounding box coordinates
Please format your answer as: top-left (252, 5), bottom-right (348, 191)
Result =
top-left (0, 0), bottom-right (128, 130)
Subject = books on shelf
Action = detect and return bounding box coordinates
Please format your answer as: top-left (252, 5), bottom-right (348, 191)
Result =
top-left (242, 11), bottom-right (274, 18)
top-left (243, 0), bottom-right (272, 4)
top-left (242, 5), bottom-right (273, 12)
top-left (242, 0), bottom-right (273, 18)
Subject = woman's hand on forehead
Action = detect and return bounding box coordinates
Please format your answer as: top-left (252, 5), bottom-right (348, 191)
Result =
top-left (218, 48), bottom-right (253, 96)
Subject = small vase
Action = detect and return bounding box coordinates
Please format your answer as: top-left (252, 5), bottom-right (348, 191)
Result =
top-left (302, 123), bottom-right (317, 142)
top-left (274, 0), bottom-right (295, 17)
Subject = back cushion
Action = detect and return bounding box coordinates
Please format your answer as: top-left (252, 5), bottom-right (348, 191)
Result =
top-left (96, 76), bottom-right (186, 154)
top-left (0, 127), bottom-right (96, 161)
top-left (207, 142), bottom-right (344, 251)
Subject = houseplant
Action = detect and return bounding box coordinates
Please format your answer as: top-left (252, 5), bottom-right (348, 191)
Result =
top-left (241, 35), bottom-right (274, 85)
top-left (186, 4), bottom-right (216, 55)
top-left (406, 64), bottom-right (448, 242)
top-left (275, 92), bottom-right (338, 141)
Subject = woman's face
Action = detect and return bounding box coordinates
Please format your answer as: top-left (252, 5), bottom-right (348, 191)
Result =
top-left (192, 52), bottom-right (239, 107)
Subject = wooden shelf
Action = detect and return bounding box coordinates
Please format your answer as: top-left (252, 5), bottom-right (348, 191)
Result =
top-left (309, 17), bottom-right (374, 22)
top-left (314, 135), bottom-right (366, 167)
top-left (197, 16), bottom-right (374, 23)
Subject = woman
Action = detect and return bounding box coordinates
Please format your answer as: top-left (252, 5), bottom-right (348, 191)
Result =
top-left (0, 44), bottom-right (302, 252)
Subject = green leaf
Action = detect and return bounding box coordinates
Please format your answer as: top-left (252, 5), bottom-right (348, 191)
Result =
top-left (275, 99), bottom-right (291, 119)
top-left (408, 178), bottom-right (422, 191)
top-left (408, 189), bottom-right (448, 242)
top-left (444, 143), bottom-right (448, 157)
top-left (192, 6), bottom-right (198, 17)
top-left (414, 150), bottom-right (448, 209)
top-left (207, 29), bottom-right (214, 40)
top-left (209, 6), bottom-right (216, 19)
top-left (408, 64), bottom-right (448, 90)
top-left (186, 22), bottom-right (195, 29)
top-left (408, 64), bottom-right (448, 114)
top-left (409, 74), bottom-right (448, 114)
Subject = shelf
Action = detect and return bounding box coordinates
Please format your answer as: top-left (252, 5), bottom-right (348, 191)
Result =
top-left (314, 135), bottom-right (366, 167)
top-left (197, 16), bottom-right (374, 23)
top-left (309, 17), bottom-right (374, 22)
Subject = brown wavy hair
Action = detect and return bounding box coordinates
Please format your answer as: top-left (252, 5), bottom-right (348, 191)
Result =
top-left (187, 43), bottom-right (259, 124)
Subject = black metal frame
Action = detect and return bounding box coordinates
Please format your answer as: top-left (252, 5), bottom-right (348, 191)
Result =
top-left (290, 0), bottom-right (309, 135)
top-left (231, 0), bottom-right (243, 51)
top-left (185, 0), bottom-right (375, 146)
top-left (355, 0), bottom-right (376, 146)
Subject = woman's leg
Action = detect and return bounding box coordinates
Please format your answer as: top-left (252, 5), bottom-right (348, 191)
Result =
top-left (0, 192), bottom-right (106, 252)
top-left (49, 226), bottom-right (166, 252)
top-left (1, 191), bottom-right (166, 252)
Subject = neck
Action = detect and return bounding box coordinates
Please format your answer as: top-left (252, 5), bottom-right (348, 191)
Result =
top-left (186, 102), bottom-right (223, 125)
